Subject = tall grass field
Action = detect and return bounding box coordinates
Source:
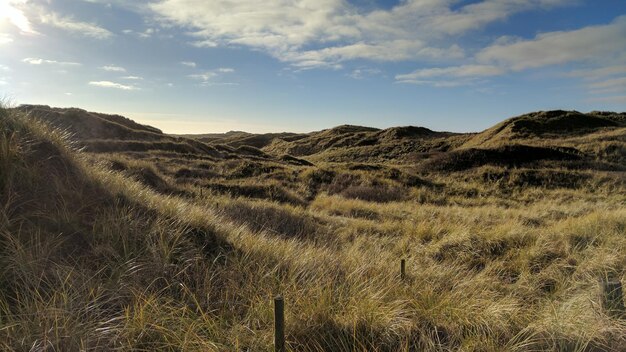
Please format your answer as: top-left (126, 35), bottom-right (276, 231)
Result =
top-left (1, 106), bottom-right (625, 351)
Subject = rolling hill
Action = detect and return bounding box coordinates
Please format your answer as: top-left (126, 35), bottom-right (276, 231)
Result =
top-left (1, 105), bottom-right (625, 351)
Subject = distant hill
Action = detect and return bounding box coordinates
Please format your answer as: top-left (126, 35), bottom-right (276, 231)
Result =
top-left (175, 130), bottom-right (251, 143)
top-left (256, 125), bottom-right (462, 162)
top-left (11, 105), bottom-right (272, 161)
top-left (17, 105), bottom-right (163, 139)
top-left (462, 110), bottom-right (626, 148)
top-left (14, 105), bottom-right (626, 166)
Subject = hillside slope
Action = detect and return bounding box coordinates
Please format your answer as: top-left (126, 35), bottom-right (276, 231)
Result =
top-left (462, 110), bottom-right (626, 148)
top-left (0, 107), bottom-right (235, 350)
top-left (179, 110), bottom-right (626, 165)
top-left (14, 105), bottom-right (315, 164)
top-left (1, 106), bottom-right (626, 351)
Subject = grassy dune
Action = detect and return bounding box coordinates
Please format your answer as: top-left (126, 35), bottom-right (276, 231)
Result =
top-left (1, 106), bottom-right (625, 351)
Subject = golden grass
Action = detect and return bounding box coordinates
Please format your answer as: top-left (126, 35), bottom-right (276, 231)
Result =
top-left (1, 107), bottom-right (625, 351)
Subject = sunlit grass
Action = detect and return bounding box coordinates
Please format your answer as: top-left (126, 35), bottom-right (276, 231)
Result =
top-left (1, 106), bottom-right (625, 350)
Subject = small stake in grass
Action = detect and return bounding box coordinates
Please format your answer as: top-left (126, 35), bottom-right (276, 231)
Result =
top-left (400, 259), bottom-right (406, 281)
top-left (274, 295), bottom-right (285, 352)
top-left (601, 279), bottom-right (625, 317)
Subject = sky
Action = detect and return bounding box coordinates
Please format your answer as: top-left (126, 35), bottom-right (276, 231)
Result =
top-left (0, 0), bottom-right (625, 134)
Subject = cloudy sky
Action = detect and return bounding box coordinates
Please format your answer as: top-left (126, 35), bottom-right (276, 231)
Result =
top-left (0, 0), bottom-right (625, 133)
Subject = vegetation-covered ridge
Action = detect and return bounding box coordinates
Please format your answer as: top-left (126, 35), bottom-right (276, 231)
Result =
top-left (1, 105), bottom-right (625, 351)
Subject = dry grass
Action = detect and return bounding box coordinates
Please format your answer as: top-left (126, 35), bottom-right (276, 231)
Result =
top-left (1, 106), bottom-right (625, 351)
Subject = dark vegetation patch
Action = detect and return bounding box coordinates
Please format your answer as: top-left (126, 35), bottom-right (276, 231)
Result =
top-left (326, 173), bottom-right (408, 202)
top-left (84, 139), bottom-right (223, 156)
top-left (220, 202), bottom-right (326, 242)
top-left (115, 151), bottom-right (221, 163)
top-left (309, 137), bottom-right (456, 163)
top-left (528, 246), bottom-right (568, 274)
top-left (421, 145), bottom-right (583, 172)
top-left (376, 126), bottom-right (440, 140)
top-left (594, 142), bottom-right (626, 164)
top-left (569, 233), bottom-right (600, 251)
top-left (202, 182), bottom-right (306, 205)
top-left (301, 168), bottom-right (336, 200)
top-left (433, 235), bottom-right (513, 272)
top-left (590, 110), bottom-right (626, 123)
top-left (325, 125), bottom-right (381, 134)
top-left (535, 159), bottom-right (626, 172)
top-left (212, 144), bottom-right (236, 153)
top-left (338, 185), bottom-right (407, 203)
top-left (263, 125), bottom-right (380, 156)
top-left (347, 163), bottom-right (384, 171)
top-left (222, 133), bottom-right (300, 148)
top-left (174, 167), bottom-right (218, 179)
top-left (103, 158), bottom-right (182, 195)
top-left (280, 154), bottom-right (314, 166)
top-left (125, 166), bottom-right (172, 193)
top-left (299, 166), bottom-right (434, 202)
top-left (235, 145), bottom-right (270, 158)
top-left (481, 169), bottom-right (592, 189)
top-left (218, 160), bottom-right (283, 178)
top-left (288, 318), bottom-right (459, 352)
top-left (510, 110), bottom-right (622, 136)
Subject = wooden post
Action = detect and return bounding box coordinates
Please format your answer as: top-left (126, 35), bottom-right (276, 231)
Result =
top-left (274, 296), bottom-right (285, 352)
top-left (601, 279), bottom-right (625, 317)
top-left (400, 259), bottom-right (406, 280)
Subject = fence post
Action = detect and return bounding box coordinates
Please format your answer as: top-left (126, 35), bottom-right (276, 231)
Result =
top-left (274, 295), bottom-right (285, 352)
top-left (601, 279), bottom-right (625, 317)
top-left (400, 259), bottom-right (406, 281)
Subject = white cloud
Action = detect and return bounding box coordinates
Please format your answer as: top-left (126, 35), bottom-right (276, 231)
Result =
top-left (190, 39), bottom-right (218, 48)
top-left (22, 57), bottom-right (81, 66)
top-left (394, 64), bottom-right (504, 87)
top-left (180, 61), bottom-right (197, 68)
top-left (138, 28), bottom-right (156, 38)
top-left (419, 0), bottom-right (571, 36)
top-left (122, 27), bottom-right (157, 38)
top-left (0, 65), bottom-right (9, 71)
top-left (0, 0), bottom-right (36, 34)
top-left (149, 0), bottom-right (569, 68)
top-left (393, 16), bottom-right (626, 88)
top-left (188, 67), bottom-right (235, 86)
top-left (477, 16), bottom-right (626, 71)
top-left (348, 67), bottom-right (382, 79)
top-left (121, 75), bottom-right (143, 80)
top-left (88, 81), bottom-right (138, 90)
top-left (40, 12), bottom-right (113, 39)
top-left (100, 65), bottom-right (126, 72)
top-left (283, 41), bottom-right (464, 70)
top-left (188, 72), bottom-right (217, 82)
top-left (396, 65), bottom-right (505, 81)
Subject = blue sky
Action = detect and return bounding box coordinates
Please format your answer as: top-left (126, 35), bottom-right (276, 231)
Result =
top-left (0, 0), bottom-right (625, 133)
